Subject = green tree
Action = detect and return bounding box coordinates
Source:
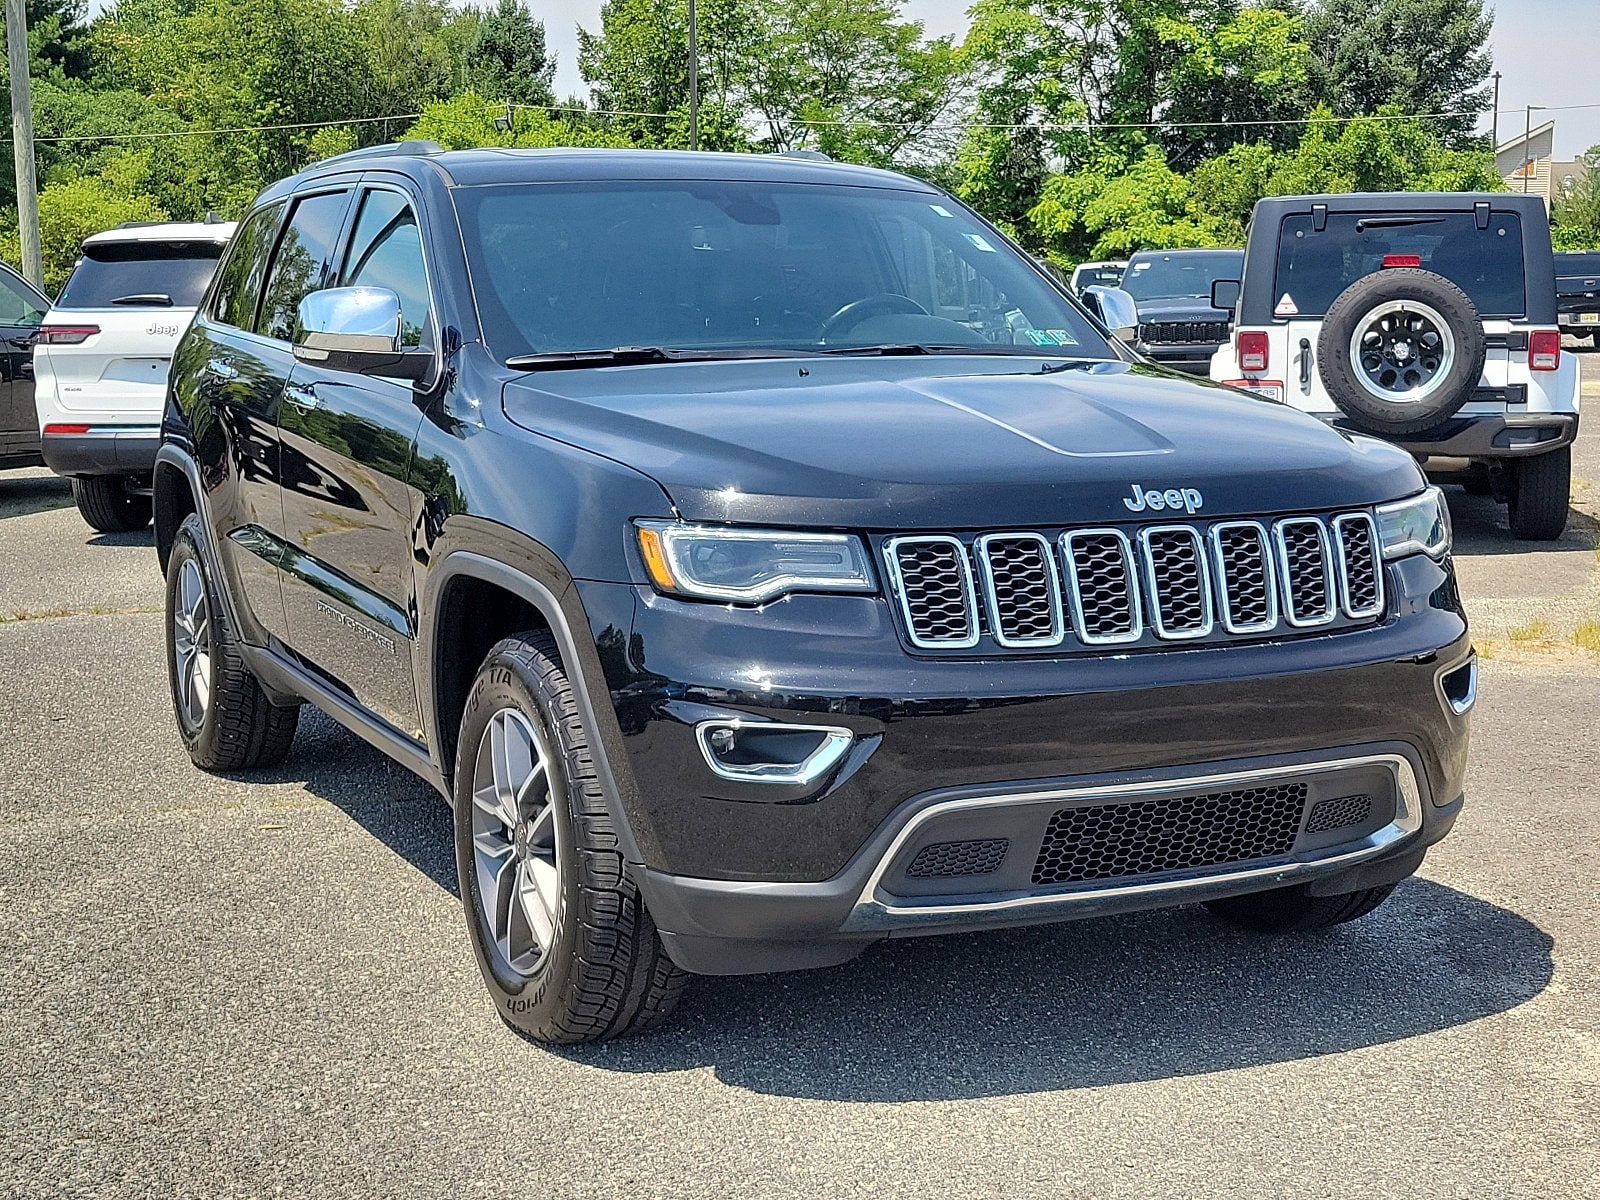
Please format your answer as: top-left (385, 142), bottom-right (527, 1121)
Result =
top-left (462, 0), bottom-right (556, 107)
top-left (0, 151), bottom-right (167, 291)
top-left (402, 91), bottom-right (630, 149)
top-left (1300, 0), bottom-right (1492, 149)
top-left (1550, 149), bottom-right (1600, 249)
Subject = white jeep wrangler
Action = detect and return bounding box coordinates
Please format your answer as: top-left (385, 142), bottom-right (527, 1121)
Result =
top-left (1209, 193), bottom-right (1578, 540)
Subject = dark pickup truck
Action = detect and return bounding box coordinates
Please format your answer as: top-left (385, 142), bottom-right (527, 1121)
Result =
top-left (1555, 249), bottom-right (1600, 342)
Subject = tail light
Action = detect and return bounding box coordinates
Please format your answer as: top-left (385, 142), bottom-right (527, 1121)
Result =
top-left (37, 324), bottom-right (99, 345)
top-left (1529, 330), bottom-right (1561, 371)
top-left (42, 423), bottom-right (90, 435)
top-left (1381, 254), bottom-right (1422, 269)
top-left (1237, 331), bottom-right (1269, 373)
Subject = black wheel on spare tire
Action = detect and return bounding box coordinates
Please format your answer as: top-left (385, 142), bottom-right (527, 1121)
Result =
top-left (1316, 269), bottom-right (1486, 436)
top-left (165, 513), bottom-right (300, 771)
top-left (72, 474), bottom-right (151, 532)
top-left (1508, 446), bottom-right (1571, 541)
top-left (1205, 882), bottom-right (1400, 933)
top-left (453, 632), bottom-right (689, 1044)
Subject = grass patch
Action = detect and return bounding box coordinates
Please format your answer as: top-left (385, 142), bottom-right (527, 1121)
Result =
top-left (1509, 619), bottom-right (1553, 643)
top-left (1574, 620), bottom-right (1600, 652)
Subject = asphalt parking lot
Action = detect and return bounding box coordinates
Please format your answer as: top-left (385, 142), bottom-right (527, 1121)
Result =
top-left (3, 364), bottom-right (1600, 1200)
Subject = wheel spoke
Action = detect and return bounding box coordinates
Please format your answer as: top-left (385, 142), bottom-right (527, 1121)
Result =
top-left (525, 801), bottom-right (555, 849)
top-left (472, 781), bottom-right (517, 832)
top-left (517, 860), bottom-right (556, 950)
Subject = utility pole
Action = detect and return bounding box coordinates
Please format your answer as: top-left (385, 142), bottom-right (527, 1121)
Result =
top-left (1490, 70), bottom-right (1501, 149)
top-left (5, 0), bottom-right (40, 289)
top-left (687, 0), bottom-right (699, 151)
top-left (1524, 104), bottom-right (1533, 193)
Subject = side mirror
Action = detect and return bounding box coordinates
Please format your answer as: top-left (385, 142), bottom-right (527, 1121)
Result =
top-left (1211, 278), bottom-right (1241, 313)
top-left (1085, 285), bottom-right (1139, 344)
top-left (294, 287), bottom-right (432, 382)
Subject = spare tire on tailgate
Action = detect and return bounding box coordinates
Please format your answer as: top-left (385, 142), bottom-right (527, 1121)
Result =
top-left (1316, 268), bottom-right (1486, 436)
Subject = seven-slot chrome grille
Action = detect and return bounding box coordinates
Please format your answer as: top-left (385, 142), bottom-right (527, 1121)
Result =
top-left (884, 512), bottom-right (1383, 653)
top-left (1139, 320), bottom-right (1230, 345)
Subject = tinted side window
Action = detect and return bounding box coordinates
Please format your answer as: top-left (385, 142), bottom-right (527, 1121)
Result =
top-left (257, 190), bottom-right (351, 342)
top-left (211, 202), bottom-right (284, 330)
top-left (0, 272), bottom-right (45, 325)
top-left (338, 189), bottom-right (431, 349)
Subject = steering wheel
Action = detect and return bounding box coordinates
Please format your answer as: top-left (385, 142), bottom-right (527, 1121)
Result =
top-left (818, 293), bottom-right (930, 343)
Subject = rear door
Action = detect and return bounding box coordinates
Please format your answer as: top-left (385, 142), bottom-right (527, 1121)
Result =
top-left (276, 182), bottom-right (434, 738)
top-left (0, 267), bottom-right (47, 463)
top-left (37, 238), bottom-right (224, 418)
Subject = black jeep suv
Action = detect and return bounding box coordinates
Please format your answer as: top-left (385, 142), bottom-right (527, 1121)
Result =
top-left (155, 144), bottom-right (1474, 1043)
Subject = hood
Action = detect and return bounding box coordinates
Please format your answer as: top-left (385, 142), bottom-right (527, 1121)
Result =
top-left (1134, 296), bottom-right (1232, 322)
top-left (501, 356), bottom-right (1423, 528)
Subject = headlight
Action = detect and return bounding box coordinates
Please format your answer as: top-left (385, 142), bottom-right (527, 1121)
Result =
top-left (634, 521), bottom-right (875, 603)
top-left (1376, 486), bottom-right (1452, 560)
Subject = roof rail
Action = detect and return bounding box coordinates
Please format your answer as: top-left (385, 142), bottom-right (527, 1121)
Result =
top-left (113, 220), bottom-right (170, 229)
top-left (307, 139), bottom-right (446, 170)
top-left (769, 149), bottom-right (831, 162)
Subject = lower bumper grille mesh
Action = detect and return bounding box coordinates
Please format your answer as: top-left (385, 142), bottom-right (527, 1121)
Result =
top-left (907, 838), bottom-right (1010, 878)
top-left (1032, 783), bottom-right (1308, 885)
top-left (1304, 792), bottom-right (1374, 835)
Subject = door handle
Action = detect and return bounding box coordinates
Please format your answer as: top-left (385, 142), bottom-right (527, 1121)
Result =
top-left (205, 357), bottom-right (239, 381)
top-left (284, 382), bottom-right (322, 410)
top-left (1298, 338), bottom-right (1312, 388)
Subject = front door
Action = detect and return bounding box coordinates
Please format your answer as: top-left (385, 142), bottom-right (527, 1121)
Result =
top-left (0, 269), bottom-right (47, 465)
top-left (276, 185), bottom-right (434, 738)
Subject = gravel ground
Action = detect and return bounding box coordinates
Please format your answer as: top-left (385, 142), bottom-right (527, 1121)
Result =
top-left (2, 357), bottom-right (1599, 1199)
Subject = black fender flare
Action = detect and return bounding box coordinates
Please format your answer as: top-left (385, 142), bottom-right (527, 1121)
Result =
top-left (417, 518), bottom-right (650, 867)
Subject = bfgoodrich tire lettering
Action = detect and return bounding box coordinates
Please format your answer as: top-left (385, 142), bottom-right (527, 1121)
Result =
top-left (1316, 269), bottom-right (1486, 436)
top-left (72, 474), bottom-right (151, 532)
top-left (453, 632), bottom-right (688, 1044)
top-left (164, 513), bottom-right (299, 771)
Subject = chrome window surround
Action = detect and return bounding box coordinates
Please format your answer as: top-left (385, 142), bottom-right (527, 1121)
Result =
top-left (974, 532), bottom-right (1066, 649)
top-left (1137, 524), bottom-right (1215, 640)
top-left (1208, 520), bottom-right (1280, 635)
top-left (1332, 512), bottom-right (1387, 620)
top-left (1273, 517), bottom-right (1338, 628)
top-left (1059, 528), bottom-right (1144, 645)
top-left (843, 752), bottom-right (1423, 931)
top-left (882, 534), bottom-right (981, 650)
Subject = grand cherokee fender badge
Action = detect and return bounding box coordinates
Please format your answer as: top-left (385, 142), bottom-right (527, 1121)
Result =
top-left (1124, 483), bottom-right (1204, 514)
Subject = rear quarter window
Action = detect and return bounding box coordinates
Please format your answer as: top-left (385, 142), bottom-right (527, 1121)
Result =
top-left (55, 239), bottom-right (225, 310)
top-left (1274, 212), bottom-right (1525, 319)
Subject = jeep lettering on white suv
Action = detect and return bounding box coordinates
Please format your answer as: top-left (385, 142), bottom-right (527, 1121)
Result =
top-left (35, 218), bottom-right (235, 532)
top-left (1210, 193), bottom-right (1578, 540)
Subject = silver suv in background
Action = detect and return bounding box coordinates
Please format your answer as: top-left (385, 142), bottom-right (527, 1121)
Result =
top-left (35, 217), bottom-right (234, 531)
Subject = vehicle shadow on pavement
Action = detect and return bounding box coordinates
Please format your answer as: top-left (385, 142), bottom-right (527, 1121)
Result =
top-left (1443, 487), bottom-right (1598, 557)
top-left (0, 473), bottom-right (72, 520)
top-left (560, 880), bottom-right (1552, 1099)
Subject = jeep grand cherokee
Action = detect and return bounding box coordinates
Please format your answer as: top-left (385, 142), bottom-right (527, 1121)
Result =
top-left (153, 144), bottom-right (1474, 1043)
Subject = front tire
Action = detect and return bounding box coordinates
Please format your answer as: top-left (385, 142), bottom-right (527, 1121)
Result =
top-left (72, 475), bottom-right (151, 532)
top-left (454, 633), bottom-right (688, 1044)
top-left (1508, 446), bottom-right (1571, 541)
top-left (1205, 882), bottom-right (1399, 932)
top-left (165, 514), bottom-right (299, 770)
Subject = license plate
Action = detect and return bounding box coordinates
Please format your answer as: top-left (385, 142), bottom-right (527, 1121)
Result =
top-left (1580, 312), bottom-right (1600, 324)
top-left (1231, 381), bottom-right (1284, 402)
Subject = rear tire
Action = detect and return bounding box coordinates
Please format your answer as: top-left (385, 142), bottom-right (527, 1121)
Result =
top-left (165, 514), bottom-right (300, 771)
top-left (454, 632), bottom-right (689, 1044)
top-left (1508, 446), bottom-right (1571, 541)
top-left (1205, 882), bottom-right (1399, 932)
top-left (72, 475), bottom-right (151, 532)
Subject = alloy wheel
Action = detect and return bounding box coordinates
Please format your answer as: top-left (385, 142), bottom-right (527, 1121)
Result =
top-left (470, 707), bottom-right (562, 978)
top-left (172, 558), bottom-right (213, 730)
top-left (1348, 299), bottom-right (1456, 404)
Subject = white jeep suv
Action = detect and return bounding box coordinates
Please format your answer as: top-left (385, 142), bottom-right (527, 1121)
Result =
top-left (1209, 193), bottom-right (1578, 540)
top-left (36, 218), bottom-right (234, 531)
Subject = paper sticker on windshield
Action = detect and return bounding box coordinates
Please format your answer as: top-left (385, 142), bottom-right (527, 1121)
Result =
top-left (929, 204), bottom-right (953, 218)
top-left (964, 233), bottom-right (997, 252)
top-left (1275, 292), bottom-right (1299, 315)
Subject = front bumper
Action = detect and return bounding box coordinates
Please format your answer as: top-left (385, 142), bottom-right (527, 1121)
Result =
top-left (1327, 412), bottom-right (1578, 460)
top-left (41, 426), bottom-right (161, 476)
top-left (577, 553), bottom-right (1472, 975)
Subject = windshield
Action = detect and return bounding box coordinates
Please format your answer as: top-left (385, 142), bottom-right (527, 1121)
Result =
top-left (55, 240), bottom-right (224, 309)
top-left (1274, 212), bottom-right (1525, 318)
top-left (1122, 252), bottom-right (1242, 301)
top-left (454, 180), bottom-right (1112, 362)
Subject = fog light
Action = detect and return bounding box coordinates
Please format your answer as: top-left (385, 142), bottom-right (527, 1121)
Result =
top-left (695, 720), bottom-right (855, 784)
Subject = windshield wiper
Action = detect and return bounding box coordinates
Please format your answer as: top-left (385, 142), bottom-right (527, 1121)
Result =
top-left (818, 343), bottom-right (1063, 357)
top-left (1354, 216), bottom-right (1445, 232)
top-left (110, 293), bottom-right (173, 306)
top-left (504, 345), bottom-right (817, 371)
